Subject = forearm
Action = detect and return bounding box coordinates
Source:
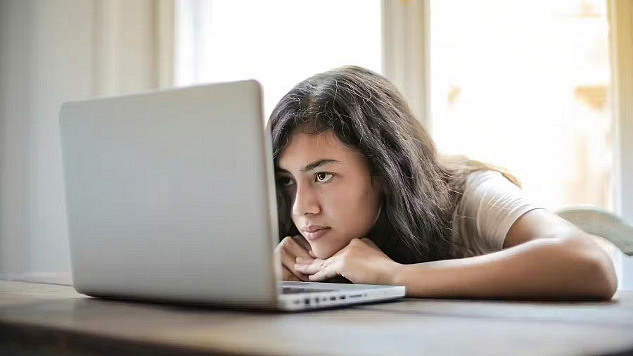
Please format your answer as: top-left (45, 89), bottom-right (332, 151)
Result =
top-left (393, 236), bottom-right (618, 300)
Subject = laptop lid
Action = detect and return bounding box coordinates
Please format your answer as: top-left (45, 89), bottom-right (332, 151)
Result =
top-left (59, 81), bottom-right (279, 308)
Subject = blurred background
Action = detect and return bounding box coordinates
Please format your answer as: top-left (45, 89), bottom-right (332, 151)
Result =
top-left (1, 0), bottom-right (631, 282)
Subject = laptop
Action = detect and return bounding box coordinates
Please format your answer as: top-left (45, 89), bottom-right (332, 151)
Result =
top-left (59, 80), bottom-right (405, 311)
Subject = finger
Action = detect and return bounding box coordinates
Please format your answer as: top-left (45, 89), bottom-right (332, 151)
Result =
top-left (292, 234), bottom-right (312, 252)
top-left (295, 258), bottom-right (328, 275)
top-left (295, 256), bottom-right (314, 264)
top-left (281, 249), bottom-right (310, 281)
top-left (308, 265), bottom-right (339, 282)
top-left (275, 235), bottom-right (294, 252)
top-left (282, 236), bottom-right (313, 259)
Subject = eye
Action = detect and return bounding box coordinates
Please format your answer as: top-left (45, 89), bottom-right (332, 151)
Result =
top-left (277, 176), bottom-right (295, 187)
top-left (315, 172), bottom-right (334, 183)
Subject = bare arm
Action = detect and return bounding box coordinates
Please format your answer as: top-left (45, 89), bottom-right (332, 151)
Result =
top-left (392, 209), bottom-right (618, 300)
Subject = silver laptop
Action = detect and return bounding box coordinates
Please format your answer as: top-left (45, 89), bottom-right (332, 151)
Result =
top-left (59, 80), bottom-right (405, 311)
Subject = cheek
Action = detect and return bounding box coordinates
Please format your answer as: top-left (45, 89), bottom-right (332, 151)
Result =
top-left (303, 185), bottom-right (380, 259)
top-left (327, 185), bottom-right (379, 233)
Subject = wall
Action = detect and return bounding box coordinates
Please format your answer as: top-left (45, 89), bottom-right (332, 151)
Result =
top-left (0, 0), bottom-right (171, 282)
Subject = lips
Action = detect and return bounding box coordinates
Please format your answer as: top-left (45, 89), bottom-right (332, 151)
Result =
top-left (302, 225), bottom-right (331, 241)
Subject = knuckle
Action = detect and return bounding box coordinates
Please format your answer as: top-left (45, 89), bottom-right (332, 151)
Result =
top-left (284, 236), bottom-right (298, 247)
top-left (278, 237), bottom-right (296, 251)
top-left (292, 235), bottom-right (309, 249)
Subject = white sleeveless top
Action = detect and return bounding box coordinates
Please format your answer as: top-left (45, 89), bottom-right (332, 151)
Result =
top-left (450, 170), bottom-right (541, 258)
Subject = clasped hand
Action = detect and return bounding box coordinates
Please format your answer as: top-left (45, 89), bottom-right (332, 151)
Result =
top-left (275, 235), bottom-right (401, 285)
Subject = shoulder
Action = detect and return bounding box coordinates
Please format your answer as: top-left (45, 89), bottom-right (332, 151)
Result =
top-left (465, 170), bottom-right (516, 190)
top-left (461, 170), bottom-right (525, 206)
top-left (451, 170), bottom-right (541, 256)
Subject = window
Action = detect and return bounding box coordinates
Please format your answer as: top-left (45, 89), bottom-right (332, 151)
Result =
top-left (175, 0), bottom-right (382, 118)
top-left (176, 0), bottom-right (615, 212)
top-left (429, 0), bottom-right (613, 211)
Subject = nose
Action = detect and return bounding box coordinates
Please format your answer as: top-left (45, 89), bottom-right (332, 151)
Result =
top-left (292, 182), bottom-right (321, 216)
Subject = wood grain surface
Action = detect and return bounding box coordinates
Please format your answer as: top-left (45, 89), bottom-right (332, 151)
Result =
top-left (1, 281), bottom-right (632, 356)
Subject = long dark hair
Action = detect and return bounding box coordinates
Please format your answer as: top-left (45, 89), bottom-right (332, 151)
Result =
top-left (269, 66), bottom-right (518, 264)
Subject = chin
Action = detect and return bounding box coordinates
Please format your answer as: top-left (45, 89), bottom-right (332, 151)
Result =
top-left (311, 243), bottom-right (342, 260)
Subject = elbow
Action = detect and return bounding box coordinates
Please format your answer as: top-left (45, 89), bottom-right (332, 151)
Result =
top-left (588, 251), bottom-right (618, 300)
top-left (587, 251), bottom-right (618, 300)
top-left (564, 235), bottom-right (618, 300)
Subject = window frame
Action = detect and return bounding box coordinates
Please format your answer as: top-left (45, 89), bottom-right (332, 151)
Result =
top-left (609, 0), bottom-right (633, 223)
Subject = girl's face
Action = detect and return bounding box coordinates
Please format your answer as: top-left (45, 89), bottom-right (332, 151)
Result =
top-left (277, 131), bottom-right (382, 259)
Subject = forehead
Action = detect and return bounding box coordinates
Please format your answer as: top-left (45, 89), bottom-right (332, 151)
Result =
top-left (277, 131), bottom-right (360, 170)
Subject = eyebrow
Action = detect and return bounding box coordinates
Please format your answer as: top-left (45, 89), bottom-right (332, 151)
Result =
top-left (277, 159), bottom-right (340, 173)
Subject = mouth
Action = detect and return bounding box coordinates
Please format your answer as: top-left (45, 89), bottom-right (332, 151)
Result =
top-left (302, 227), bottom-right (331, 241)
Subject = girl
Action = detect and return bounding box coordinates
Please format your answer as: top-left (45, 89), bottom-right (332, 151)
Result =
top-left (271, 66), bottom-right (617, 300)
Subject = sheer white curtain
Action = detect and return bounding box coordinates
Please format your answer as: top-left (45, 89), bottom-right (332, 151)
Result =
top-left (0, 0), bottom-right (174, 283)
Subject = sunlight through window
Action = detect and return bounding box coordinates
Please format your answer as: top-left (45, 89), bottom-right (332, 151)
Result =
top-left (430, 0), bottom-right (613, 211)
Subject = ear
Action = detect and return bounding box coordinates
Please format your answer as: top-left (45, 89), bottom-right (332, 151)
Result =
top-left (371, 175), bottom-right (385, 221)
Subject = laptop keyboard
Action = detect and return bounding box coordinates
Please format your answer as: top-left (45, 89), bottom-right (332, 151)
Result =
top-left (281, 287), bottom-right (336, 294)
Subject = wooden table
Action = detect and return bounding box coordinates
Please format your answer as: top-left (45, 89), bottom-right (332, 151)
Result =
top-left (1, 281), bottom-right (633, 356)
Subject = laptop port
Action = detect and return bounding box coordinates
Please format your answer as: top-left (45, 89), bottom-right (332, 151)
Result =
top-left (340, 296), bottom-right (346, 300)
top-left (330, 296), bottom-right (336, 301)
top-left (305, 298), bottom-right (310, 305)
